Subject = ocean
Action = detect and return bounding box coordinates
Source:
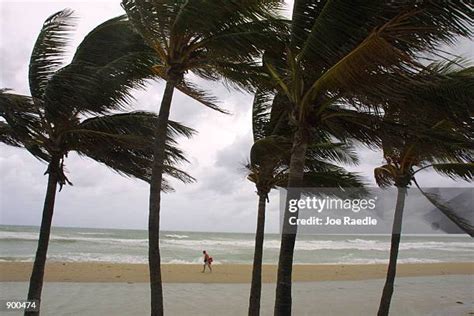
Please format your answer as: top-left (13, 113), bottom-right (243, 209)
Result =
top-left (0, 225), bottom-right (472, 265)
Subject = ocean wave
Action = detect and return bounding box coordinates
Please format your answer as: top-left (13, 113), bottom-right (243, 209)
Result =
top-left (0, 231), bottom-right (39, 241)
top-left (47, 253), bottom-right (148, 264)
top-left (340, 258), bottom-right (442, 265)
top-left (0, 256), bottom-right (33, 262)
top-left (54, 236), bottom-right (148, 246)
top-left (0, 255), bottom-right (445, 265)
top-left (77, 232), bottom-right (109, 236)
top-left (161, 238), bottom-right (474, 252)
top-left (294, 240), bottom-right (474, 252)
top-left (164, 258), bottom-right (221, 265)
top-left (0, 254), bottom-right (221, 265)
top-left (0, 231), bottom-right (148, 247)
top-left (1, 231), bottom-right (472, 254)
top-left (165, 234), bottom-right (189, 239)
top-left (347, 239), bottom-right (377, 244)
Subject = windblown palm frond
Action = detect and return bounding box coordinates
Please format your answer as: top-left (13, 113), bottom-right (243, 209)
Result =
top-left (297, 0), bottom-right (473, 69)
top-left (413, 179), bottom-right (474, 237)
top-left (29, 9), bottom-right (76, 100)
top-left (306, 142), bottom-right (359, 166)
top-left (374, 164), bottom-right (399, 188)
top-left (423, 163), bottom-right (474, 182)
top-left (252, 89), bottom-right (274, 142)
top-left (71, 15), bottom-right (153, 67)
top-left (375, 62), bottom-right (474, 185)
top-left (0, 90), bottom-right (50, 161)
top-left (302, 168), bottom-right (365, 189)
top-left (63, 111), bottom-right (195, 189)
top-left (1, 13), bottom-right (194, 189)
top-left (174, 79), bottom-right (226, 113)
top-left (44, 16), bottom-right (158, 117)
top-left (0, 121), bottom-right (23, 147)
top-left (264, 1), bottom-right (473, 144)
top-left (122, 0), bottom-right (288, 109)
top-left (249, 126), bottom-right (365, 195)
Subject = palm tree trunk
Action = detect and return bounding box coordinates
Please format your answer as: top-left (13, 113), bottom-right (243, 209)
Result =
top-left (248, 192), bottom-right (267, 316)
top-left (274, 128), bottom-right (308, 316)
top-left (377, 186), bottom-right (407, 316)
top-left (25, 156), bottom-right (60, 316)
top-left (149, 79), bottom-right (175, 316)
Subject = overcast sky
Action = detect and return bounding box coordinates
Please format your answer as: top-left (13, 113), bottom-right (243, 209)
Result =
top-left (0, 0), bottom-right (472, 233)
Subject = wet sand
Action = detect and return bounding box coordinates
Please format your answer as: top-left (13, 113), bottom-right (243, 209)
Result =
top-left (1, 275), bottom-right (473, 315)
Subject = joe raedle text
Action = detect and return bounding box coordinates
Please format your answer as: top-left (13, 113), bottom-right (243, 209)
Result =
top-left (287, 196), bottom-right (378, 227)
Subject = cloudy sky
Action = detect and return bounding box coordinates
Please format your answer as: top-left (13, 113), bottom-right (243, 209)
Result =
top-left (0, 0), bottom-right (472, 233)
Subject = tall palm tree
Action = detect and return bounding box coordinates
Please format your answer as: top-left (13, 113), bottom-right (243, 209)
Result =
top-left (374, 142), bottom-right (473, 316)
top-left (247, 138), bottom-right (365, 315)
top-left (264, 1), bottom-right (473, 313)
top-left (0, 11), bottom-right (193, 315)
top-left (374, 62), bottom-right (474, 316)
top-left (120, 1), bottom-right (286, 314)
top-left (247, 91), bottom-right (366, 315)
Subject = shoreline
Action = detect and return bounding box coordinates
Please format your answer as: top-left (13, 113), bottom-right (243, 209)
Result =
top-left (1, 262), bottom-right (472, 283)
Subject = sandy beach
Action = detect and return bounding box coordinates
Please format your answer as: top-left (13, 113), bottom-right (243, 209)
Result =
top-left (0, 262), bottom-right (472, 283)
top-left (1, 262), bottom-right (473, 314)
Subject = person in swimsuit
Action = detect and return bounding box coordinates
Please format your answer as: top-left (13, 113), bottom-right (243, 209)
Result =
top-left (202, 250), bottom-right (212, 273)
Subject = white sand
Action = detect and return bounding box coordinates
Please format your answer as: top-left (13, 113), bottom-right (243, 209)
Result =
top-left (1, 275), bottom-right (473, 315)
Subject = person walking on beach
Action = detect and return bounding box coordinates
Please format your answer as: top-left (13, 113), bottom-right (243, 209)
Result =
top-left (202, 250), bottom-right (213, 273)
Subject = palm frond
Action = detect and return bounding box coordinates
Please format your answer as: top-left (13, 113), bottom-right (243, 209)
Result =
top-left (414, 180), bottom-right (474, 237)
top-left (290, 0), bottom-right (327, 49)
top-left (306, 142), bottom-right (359, 166)
top-left (428, 163), bottom-right (474, 182)
top-left (374, 165), bottom-right (397, 188)
top-left (319, 107), bottom-right (387, 147)
top-left (174, 79), bottom-right (227, 113)
top-left (70, 111), bottom-right (194, 153)
top-left (121, 0), bottom-right (175, 53)
top-left (71, 15), bottom-right (154, 67)
top-left (266, 92), bottom-right (293, 137)
top-left (123, 0), bottom-right (288, 116)
top-left (302, 18), bottom-right (421, 109)
top-left (194, 18), bottom-right (289, 67)
top-left (0, 90), bottom-right (50, 161)
top-left (45, 49), bottom-right (157, 116)
top-left (251, 89), bottom-right (274, 142)
top-left (0, 121), bottom-right (23, 147)
top-left (298, 0), bottom-right (382, 66)
top-left (29, 9), bottom-right (76, 99)
top-left (41, 15), bottom-right (158, 117)
top-left (297, 1), bottom-right (473, 70)
top-left (197, 60), bottom-right (271, 93)
top-left (250, 135), bottom-right (291, 167)
top-left (303, 169), bottom-right (366, 189)
top-left (70, 111), bottom-right (195, 187)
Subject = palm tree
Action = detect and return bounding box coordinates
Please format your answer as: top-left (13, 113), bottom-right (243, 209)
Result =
top-left (0, 11), bottom-right (193, 315)
top-left (264, 1), bottom-right (473, 313)
top-left (375, 145), bottom-right (473, 316)
top-left (374, 63), bottom-right (474, 316)
top-left (247, 138), bottom-right (365, 315)
top-left (247, 91), bottom-right (366, 315)
top-left (120, 1), bottom-right (286, 314)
